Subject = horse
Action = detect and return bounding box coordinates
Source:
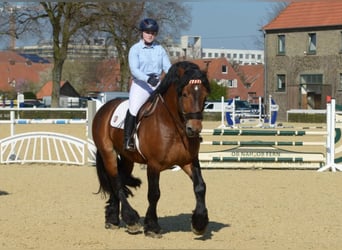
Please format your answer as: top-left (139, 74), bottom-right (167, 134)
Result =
top-left (92, 61), bottom-right (210, 238)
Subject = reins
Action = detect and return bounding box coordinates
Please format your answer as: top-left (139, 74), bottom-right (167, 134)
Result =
top-left (158, 93), bottom-right (189, 149)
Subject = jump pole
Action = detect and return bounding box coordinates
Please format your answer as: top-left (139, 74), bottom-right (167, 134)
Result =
top-left (317, 97), bottom-right (342, 172)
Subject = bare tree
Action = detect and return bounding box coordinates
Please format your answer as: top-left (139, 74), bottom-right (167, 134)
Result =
top-left (96, 1), bottom-right (191, 91)
top-left (255, 2), bottom-right (288, 49)
top-left (3, 2), bottom-right (191, 103)
top-left (38, 2), bottom-right (101, 107)
top-left (8, 2), bottom-right (101, 106)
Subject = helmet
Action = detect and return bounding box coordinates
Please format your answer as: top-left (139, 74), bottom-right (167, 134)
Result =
top-left (139, 18), bottom-right (159, 33)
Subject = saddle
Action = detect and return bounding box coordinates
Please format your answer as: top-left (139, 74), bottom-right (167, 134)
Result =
top-left (110, 95), bottom-right (161, 129)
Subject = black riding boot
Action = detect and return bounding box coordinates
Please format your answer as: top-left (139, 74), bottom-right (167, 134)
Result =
top-left (124, 111), bottom-right (136, 151)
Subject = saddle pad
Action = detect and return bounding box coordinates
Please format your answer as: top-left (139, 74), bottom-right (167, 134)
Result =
top-left (110, 100), bottom-right (129, 128)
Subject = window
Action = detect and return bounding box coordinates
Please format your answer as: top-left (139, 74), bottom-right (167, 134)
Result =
top-left (278, 35), bottom-right (285, 54)
top-left (227, 53), bottom-right (231, 59)
top-left (221, 65), bottom-right (228, 74)
top-left (276, 74), bottom-right (286, 92)
top-left (239, 54), bottom-right (243, 59)
top-left (308, 33), bottom-right (317, 53)
top-left (233, 53), bottom-right (237, 59)
top-left (227, 79), bottom-right (237, 88)
top-left (300, 74), bottom-right (322, 85)
top-left (214, 53), bottom-right (219, 57)
top-left (208, 52), bottom-right (212, 57)
top-left (220, 53), bottom-right (225, 58)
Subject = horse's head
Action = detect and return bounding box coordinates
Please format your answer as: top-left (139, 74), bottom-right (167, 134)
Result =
top-left (176, 62), bottom-right (211, 137)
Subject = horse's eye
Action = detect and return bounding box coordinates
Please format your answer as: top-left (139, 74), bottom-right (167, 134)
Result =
top-left (182, 93), bottom-right (188, 98)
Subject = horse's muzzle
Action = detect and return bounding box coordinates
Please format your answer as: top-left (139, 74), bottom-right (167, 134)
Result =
top-left (186, 120), bottom-right (202, 138)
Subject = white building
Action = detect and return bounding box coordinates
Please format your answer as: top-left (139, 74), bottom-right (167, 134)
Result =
top-left (167, 36), bottom-right (264, 65)
top-left (15, 35), bottom-right (264, 65)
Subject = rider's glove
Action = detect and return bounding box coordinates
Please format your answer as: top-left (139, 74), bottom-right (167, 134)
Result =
top-left (147, 75), bottom-right (159, 87)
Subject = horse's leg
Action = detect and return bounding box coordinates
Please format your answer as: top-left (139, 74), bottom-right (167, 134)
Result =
top-left (95, 150), bottom-right (121, 229)
top-left (98, 148), bottom-right (141, 233)
top-left (116, 156), bottom-right (142, 234)
top-left (105, 193), bottom-right (120, 229)
top-left (144, 167), bottom-right (162, 238)
top-left (190, 159), bottom-right (209, 235)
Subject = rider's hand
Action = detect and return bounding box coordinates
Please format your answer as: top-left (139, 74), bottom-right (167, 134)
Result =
top-left (147, 75), bottom-right (159, 87)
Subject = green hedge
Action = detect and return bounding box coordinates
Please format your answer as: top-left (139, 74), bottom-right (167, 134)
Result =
top-left (287, 113), bottom-right (326, 123)
top-left (0, 109), bottom-right (87, 120)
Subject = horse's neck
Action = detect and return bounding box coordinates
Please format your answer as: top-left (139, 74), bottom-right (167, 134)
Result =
top-left (160, 84), bottom-right (180, 116)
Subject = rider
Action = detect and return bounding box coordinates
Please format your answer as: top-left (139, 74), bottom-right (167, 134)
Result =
top-left (124, 18), bottom-right (172, 151)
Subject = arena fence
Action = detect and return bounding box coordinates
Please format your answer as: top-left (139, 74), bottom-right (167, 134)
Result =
top-left (0, 100), bottom-right (341, 171)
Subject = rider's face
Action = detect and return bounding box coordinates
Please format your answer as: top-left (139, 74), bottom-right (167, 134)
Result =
top-left (142, 31), bottom-right (157, 44)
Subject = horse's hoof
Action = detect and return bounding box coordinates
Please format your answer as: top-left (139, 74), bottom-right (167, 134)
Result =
top-left (191, 224), bottom-right (207, 235)
top-left (144, 230), bottom-right (163, 238)
top-left (105, 223), bottom-right (119, 230)
top-left (126, 223), bottom-right (142, 234)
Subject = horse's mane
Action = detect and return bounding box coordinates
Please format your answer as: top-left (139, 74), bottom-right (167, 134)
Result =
top-left (149, 61), bottom-right (211, 101)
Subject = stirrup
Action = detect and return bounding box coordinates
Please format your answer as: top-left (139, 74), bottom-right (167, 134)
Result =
top-left (125, 138), bottom-right (135, 151)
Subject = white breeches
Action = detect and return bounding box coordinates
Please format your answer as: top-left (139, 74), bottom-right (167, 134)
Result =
top-left (128, 80), bottom-right (160, 116)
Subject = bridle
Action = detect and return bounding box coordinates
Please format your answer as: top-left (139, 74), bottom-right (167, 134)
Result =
top-left (179, 79), bottom-right (205, 122)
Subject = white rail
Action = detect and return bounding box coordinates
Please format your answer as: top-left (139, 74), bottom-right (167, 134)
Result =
top-left (0, 132), bottom-right (87, 165)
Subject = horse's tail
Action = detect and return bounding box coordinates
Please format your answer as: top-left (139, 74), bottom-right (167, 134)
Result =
top-left (95, 150), bottom-right (112, 196)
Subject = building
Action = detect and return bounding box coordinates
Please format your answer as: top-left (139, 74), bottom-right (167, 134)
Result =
top-left (168, 36), bottom-right (264, 65)
top-left (190, 58), bottom-right (264, 102)
top-left (263, 0), bottom-right (342, 120)
top-left (0, 50), bottom-right (51, 93)
top-left (16, 35), bottom-right (264, 65)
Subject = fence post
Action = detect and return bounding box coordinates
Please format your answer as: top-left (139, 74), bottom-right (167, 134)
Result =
top-left (317, 97), bottom-right (342, 172)
top-left (87, 100), bottom-right (96, 141)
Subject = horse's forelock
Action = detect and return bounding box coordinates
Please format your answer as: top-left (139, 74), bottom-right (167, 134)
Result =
top-left (177, 64), bottom-right (211, 96)
top-left (150, 61), bottom-right (210, 100)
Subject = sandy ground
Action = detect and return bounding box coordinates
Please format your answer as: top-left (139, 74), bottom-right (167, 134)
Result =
top-left (1, 165), bottom-right (342, 250)
top-left (1, 121), bottom-right (342, 249)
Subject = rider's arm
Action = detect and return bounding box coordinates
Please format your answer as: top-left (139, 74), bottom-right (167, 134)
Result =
top-left (128, 43), bottom-right (150, 82)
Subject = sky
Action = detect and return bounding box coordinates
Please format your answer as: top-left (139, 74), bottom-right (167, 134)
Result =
top-left (3, 1), bottom-right (280, 50)
top-left (182, 1), bottom-right (279, 50)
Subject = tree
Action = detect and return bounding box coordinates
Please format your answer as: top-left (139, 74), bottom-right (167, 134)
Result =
top-left (96, 2), bottom-right (191, 91)
top-left (7, 2), bottom-right (101, 107)
top-left (3, 2), bottom-right (191, 103)
top-left (38, 2), bottom-right (101, 107)
top-left (208, 80), bottom-right (227, 101)
top-left (255, 2), bottom-right (288, 49)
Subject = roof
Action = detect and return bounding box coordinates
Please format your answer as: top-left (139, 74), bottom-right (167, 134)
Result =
top-left (19, 53), bottom-right (50, 64)
top-left (36, 81), bottom-right (80, 99)
top-left (0, 51), bottom-right (52, 92)
top-left (263, 0), bottom-right (342, 31)
top-left (189, 58), bottom-right (264, 101)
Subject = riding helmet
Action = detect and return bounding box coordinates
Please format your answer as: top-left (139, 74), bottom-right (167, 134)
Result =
top-left (139, 18), bottom-right (159, 33)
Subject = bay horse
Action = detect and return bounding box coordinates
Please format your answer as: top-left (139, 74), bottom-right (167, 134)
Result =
top-left (92, 61), bottom-right (210, 237)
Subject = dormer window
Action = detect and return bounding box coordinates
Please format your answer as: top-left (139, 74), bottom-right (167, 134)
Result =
top-left (221, 65), bottom-right (227, 74)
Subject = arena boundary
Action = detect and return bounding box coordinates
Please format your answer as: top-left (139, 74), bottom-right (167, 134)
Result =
top-left (199, 98), bottom-right (342, 171)
top-left (0, 100), bottom-right (341, 171)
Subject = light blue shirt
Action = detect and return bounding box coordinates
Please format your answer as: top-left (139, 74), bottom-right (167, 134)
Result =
top-left (128, 39), bottom-right (171, 83)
